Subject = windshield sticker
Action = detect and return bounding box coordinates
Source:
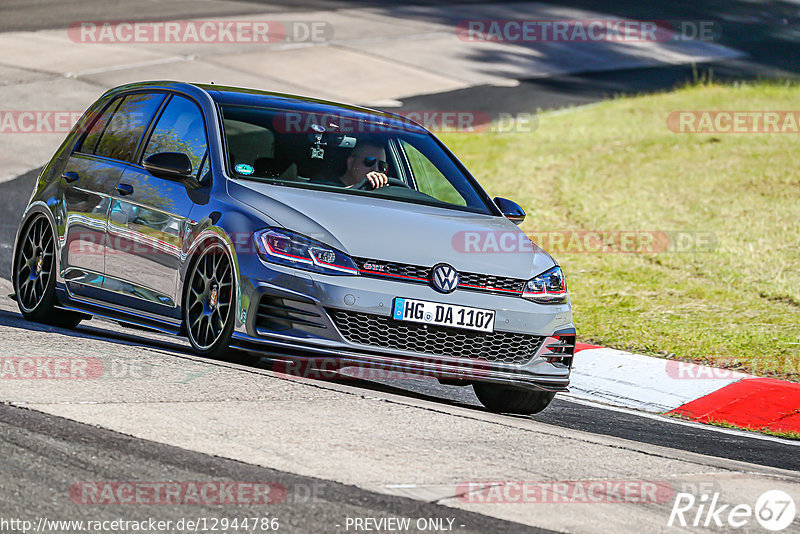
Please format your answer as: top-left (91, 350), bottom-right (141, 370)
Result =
top-left (234, 164), bottom-right (255, 175)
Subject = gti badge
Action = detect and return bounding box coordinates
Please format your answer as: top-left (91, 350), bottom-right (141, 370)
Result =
top-left (363, 262), bottom-right (386, 272)
top-left (430, 263), bottom-right (459, 293)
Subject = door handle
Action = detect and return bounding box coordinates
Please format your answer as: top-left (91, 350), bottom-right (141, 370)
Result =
top-left (116, 184), bottom-right (134, 196)
top-left (62, 172), bottom-right (79, 183)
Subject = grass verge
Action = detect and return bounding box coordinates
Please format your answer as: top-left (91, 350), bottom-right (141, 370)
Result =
top-left (440, 81), bottom-right (800, 380)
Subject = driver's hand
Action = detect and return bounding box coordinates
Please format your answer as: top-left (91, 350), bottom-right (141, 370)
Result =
top-left (366, 171), bottom-right (389, 189)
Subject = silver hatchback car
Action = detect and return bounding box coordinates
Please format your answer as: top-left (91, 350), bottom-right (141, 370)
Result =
top-left (13, 81), bottom-right (574, 414)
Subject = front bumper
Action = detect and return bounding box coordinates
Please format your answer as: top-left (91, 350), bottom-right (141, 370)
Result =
top-left (232, 256), bottom-right (575, 392)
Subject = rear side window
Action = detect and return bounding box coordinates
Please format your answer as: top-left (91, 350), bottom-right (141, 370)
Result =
top-left (79, 98), bottom-right (121, 154)
top-left (95, 93), bottom-right (166, 162)
top-left (143, 95), bottom-right (208, 176)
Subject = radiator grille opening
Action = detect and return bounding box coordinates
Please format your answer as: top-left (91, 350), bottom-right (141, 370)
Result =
top-left (328, 309), bottom-right (543, 365)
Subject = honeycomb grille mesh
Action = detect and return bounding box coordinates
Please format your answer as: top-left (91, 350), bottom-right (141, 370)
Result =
top-left (328, 309), bottom-right (543, 365)
top-left (458, 272), bottom-right (525, 294)
top-left (356, 259), bottom-right (429, 280)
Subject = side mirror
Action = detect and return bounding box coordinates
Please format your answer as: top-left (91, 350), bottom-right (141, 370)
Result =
top-left (143, 152), bottom-right (193, 180)
top-left (494, 197), bottom-right (526, 225)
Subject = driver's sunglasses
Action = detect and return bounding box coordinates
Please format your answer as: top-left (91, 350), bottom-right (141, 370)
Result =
top-left (362, 157), bottom-right (389, 173)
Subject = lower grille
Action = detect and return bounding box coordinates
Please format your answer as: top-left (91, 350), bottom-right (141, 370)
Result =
top-left (328, 309), bottom-right (543, 365)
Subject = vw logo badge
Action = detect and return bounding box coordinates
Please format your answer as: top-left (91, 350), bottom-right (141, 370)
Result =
top-left (430, 263), bottom-right (459, 294)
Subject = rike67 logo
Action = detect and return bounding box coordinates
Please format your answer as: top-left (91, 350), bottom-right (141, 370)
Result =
top-left (668, 490), bottom-right (796, 531)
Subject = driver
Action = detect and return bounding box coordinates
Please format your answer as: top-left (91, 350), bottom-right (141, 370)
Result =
top-left (338, 143), bottom-right (389, 189)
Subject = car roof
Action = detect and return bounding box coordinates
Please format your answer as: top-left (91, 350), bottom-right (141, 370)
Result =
top-left (105, 80), bottom-right (427, 134)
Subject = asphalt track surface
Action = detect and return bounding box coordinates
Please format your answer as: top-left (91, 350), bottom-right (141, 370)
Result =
top-left (0, 402), bottom-right (548, 533)
top-left (1, 1), bottom-right (799, 530)
top-left (3, 0), bottom-right (799, 82)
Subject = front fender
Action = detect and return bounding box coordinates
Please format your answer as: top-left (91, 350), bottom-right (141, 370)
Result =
top-left (181, 201), bottom-right (281, 331)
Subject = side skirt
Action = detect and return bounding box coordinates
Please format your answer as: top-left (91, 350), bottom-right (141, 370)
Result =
top-left (55, 284), bottom-right (184, 336)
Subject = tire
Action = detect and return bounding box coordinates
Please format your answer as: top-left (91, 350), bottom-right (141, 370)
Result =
top-left (13, 215), bottom-right (83, 329)
top-left (473, 382), bottom-right (556, 415)
top-left (184, 242), bottom-right (236, 358)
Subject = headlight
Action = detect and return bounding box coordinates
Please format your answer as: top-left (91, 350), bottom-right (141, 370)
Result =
top-left (254, 228), bottom-right (359, 276)
top-left (522, 266), bottom-right (567, 304)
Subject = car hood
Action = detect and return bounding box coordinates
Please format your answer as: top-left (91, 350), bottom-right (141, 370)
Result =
top-left (229, 180), bottom-right (555, 279)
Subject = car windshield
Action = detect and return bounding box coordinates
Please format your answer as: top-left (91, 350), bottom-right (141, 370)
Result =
top-left (218, 104), bottom-right (493, 214)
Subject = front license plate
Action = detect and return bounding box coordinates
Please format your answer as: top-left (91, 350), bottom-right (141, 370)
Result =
top-left (392, 298), bottom-right (495, 333)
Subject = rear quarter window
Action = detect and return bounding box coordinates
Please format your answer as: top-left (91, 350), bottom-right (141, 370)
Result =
top-left (78, 98), bottom-right (121, 154)
top-left (94, 93), bottom-right (166, 162)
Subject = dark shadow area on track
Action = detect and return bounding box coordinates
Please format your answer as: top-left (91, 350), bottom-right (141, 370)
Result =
top-left (0, 403), bottom-right (548, 533)
top-left (0, 302), bottom-right (798, 473)
top-left (362, 0), bottom-right (800, 81)
top-left (532, 0), bottom-right (800, 78)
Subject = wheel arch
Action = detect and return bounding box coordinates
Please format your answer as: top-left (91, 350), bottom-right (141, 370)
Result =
top-left (12, 202), bottom-right (61, 290)
top-left (180, 227), bottom-right (242, 334)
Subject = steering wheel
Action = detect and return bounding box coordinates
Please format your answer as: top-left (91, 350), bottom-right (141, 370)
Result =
top-left (352, 176), bottom-right (411, 190)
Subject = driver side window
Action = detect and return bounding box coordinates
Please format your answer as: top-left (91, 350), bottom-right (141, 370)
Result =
top-left (143, 95), bottom-right (208, 178)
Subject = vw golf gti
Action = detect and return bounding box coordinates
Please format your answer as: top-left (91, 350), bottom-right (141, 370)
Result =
top-left (12, 81), bottom-right (574, 414)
